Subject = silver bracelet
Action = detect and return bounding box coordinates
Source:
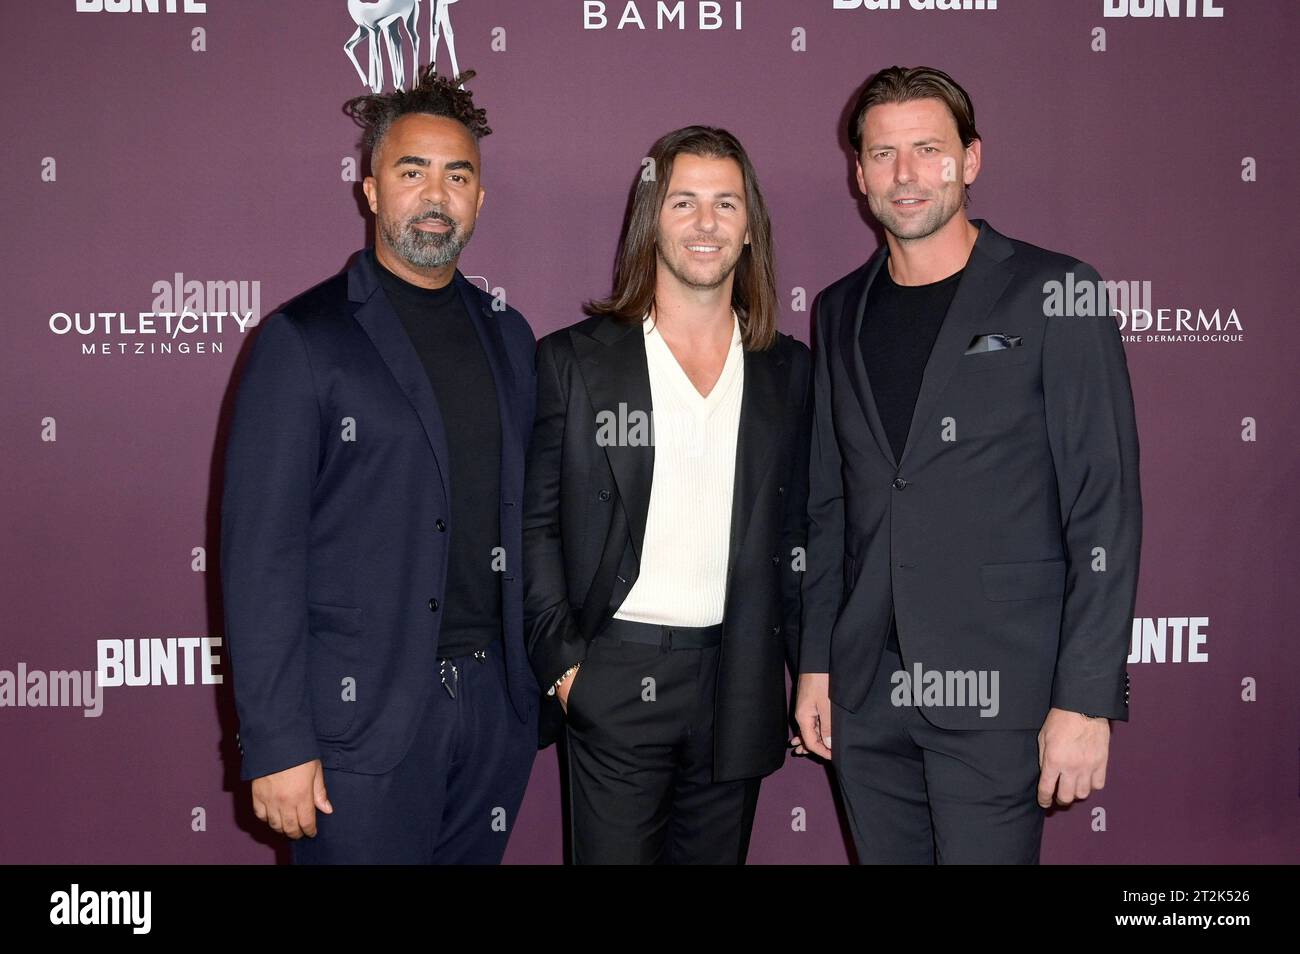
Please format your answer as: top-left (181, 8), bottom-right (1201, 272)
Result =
top-left (547, 662), bottom-right (582, 697)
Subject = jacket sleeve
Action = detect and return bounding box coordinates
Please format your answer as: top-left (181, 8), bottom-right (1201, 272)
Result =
top-left (799, 294), bottom-right (846, 675)
top-left (1042, 262), bottom-right (1142, 720)
top-left (220, 314), bottom-right (323, 781)
top-left (522, 335), bottom-right (588, 690)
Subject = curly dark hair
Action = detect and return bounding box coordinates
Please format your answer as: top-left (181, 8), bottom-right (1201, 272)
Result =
top-left (343, 66), bottom-right (491, 163)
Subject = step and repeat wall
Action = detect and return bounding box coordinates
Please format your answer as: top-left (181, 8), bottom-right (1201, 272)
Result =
top-left (2, 0), bottom-right (1296, 863)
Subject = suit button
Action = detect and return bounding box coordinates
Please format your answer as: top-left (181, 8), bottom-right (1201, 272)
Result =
top-left (776, 486), bottom-right (785, 496)
top-left (892, 477), bottom-right (909, 490)
top-left (435, 519), bottom-right (446, 532)
top-left (598, 489), bottom-right (611, 502)
top-left (771, 625), bottom-right (780, 635)
top-left (428, 597), bottom-right (440, 612)
top-left (771, 554), bottom-right (781, 565)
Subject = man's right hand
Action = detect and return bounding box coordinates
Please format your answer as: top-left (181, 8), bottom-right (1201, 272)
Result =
top-left (251, 759), bottom-right (332, 839)
top-left (556, 665), bottom-right (581, 715)
top-left (792, 672), bottom-right (832, 759)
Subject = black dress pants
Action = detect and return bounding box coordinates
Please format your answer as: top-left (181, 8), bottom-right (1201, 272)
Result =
top-left (564, 630), bottom-right (761, 865)
top-left (832, 643), bottom-right (1045, 864)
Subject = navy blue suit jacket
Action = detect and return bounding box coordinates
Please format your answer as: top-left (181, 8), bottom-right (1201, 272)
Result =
top-left (221, 249), bottom-right (539, 782)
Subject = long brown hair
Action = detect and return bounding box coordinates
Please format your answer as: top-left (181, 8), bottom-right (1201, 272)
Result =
top-left (584, 126), bottom-right (779, 351)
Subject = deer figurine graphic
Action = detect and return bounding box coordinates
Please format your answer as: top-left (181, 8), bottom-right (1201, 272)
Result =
top-left (429, 0), bottom-right (462, 81)
top-left (344, 0), bottom-right (465, 94)
top-left (344, 0), bottom-right (421, 93)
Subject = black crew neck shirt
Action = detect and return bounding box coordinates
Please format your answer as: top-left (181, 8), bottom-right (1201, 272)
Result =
top-left (371, 250), bottom-right (503, 658)
top-left (859, 261), bottom-right (965, 651)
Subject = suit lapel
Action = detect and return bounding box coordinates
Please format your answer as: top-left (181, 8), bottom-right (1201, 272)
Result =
top-left (348, 249), bottom-right (451, 502)
top-left (844, 247), bottom-right (899, 469)
top-left (573, 316), bottom-right (654, 561)
top-left (457, 272), bottom-right (523, 450)
top-left (846, 220), bottom-right (1017, 472)
top-left (723, 343), bottom-right (787, 601)
top-left (897, 220), bottom-right (1015, 470)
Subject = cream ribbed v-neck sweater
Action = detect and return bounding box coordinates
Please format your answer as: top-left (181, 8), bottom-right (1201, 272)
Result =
top-left (612, 313), bottom-right (745, 627)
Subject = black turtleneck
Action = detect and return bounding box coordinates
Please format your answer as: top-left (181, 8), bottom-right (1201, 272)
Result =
top-left (371, 249), bottom-right (502, 658)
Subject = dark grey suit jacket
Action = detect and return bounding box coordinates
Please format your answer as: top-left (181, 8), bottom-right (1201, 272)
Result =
top-left (524, 314), bottom-right (811, 780)
top-left (801, 219), bottom-right (1140, 729)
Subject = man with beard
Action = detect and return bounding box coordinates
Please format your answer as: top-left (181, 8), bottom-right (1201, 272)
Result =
top-left (525, 126), bottom-right (811, 864)
top-left (221, 67), bottom-right (538, 863)
top-left (793, 66), bottom-right (1140, 863)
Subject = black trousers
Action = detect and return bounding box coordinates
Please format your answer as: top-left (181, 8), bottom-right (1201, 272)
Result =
top-left (291, 638), bottom-right (537, 864)
top-left (563, 630), bottom-right (761, 865)
top-left (832, 644), bottom-right (1045, 864)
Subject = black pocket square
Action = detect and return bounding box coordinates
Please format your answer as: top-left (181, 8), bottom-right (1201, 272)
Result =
top-left (965, 333), bottom-right (1023, 354)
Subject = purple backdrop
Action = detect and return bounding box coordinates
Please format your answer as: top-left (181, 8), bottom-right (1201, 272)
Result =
top-left (2, 0), bottom-right (1297, 864)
